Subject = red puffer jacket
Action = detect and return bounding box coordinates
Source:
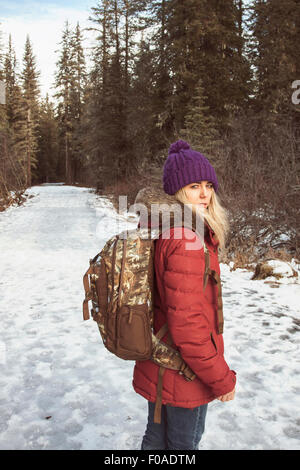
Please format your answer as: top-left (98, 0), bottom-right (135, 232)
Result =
top-left (133, 225), bottom-right (236, 408)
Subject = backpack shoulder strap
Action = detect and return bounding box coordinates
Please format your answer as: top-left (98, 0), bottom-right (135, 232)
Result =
top-left (203, 242), bottom-right (224, 334)
top-left (203, 242), bottom-right (210, 290)
top-left (83, 264), bottom-right (94, 321)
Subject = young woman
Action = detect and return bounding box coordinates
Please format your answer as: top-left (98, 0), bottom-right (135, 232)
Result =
top-left (133, 140), bottom-right (236, 450)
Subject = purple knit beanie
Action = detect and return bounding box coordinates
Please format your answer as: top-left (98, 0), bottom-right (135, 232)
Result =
top-left (163, 140), bottom-right (218, 195)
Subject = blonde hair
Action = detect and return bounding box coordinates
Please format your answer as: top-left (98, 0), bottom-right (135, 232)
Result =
top-left (174, 187), bottom-right (229, 251)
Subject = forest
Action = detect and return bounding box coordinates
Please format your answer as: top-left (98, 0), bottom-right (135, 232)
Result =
top-left (0, 0), bottom-right (299, 262)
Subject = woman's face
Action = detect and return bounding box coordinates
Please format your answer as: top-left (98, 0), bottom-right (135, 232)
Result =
top-left (184, 181), bottom-right (213, 210)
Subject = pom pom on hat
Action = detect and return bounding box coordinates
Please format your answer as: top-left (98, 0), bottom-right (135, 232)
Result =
top-left (163, 140), bottom-right (218, 195)
top-left (168, 140), bottom-right (190, 155)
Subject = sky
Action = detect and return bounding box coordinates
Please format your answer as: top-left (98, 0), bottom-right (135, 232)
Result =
top-left (0, 0), bottom-right (97, 100)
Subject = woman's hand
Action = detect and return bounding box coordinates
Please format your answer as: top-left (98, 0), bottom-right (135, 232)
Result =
top-left (217, 387), bottom-right (235, 402)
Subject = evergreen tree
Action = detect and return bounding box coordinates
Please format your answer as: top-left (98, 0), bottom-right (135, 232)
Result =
top-left (166, 0), bottom-right (252, 133)
top-left (128, 38), bottom-right (155, 168)
top-left (54, 21), bottom-right (73, 184)
top-left (0, 25), bottom-right (5, 112)
top-left (87, 0), bottom-right (147, 188)
top-left (69, 22), bottom-right (87, 182)
top-left (2, 35), bottom-right (33, 189)
top-left (36, 95), bottom-right (59, 183)
top-left (180, 79), bottom-right (220, 156)
top-left (55, 21), bottom-right (74, 183)
top-left (148, 0), bottom-right (174, 150)
top-left (9, 83), bottom-right (29, 185)
top-left (86, 1), bottom-right (111, 189)
top-left (247, 0), bottom-right (300, 191)
top-left (0, 25), bottom-right (8, 196)
top-left (248, 0), bottom-right (300, 116)
top-left (54, 21), bottom-right (87, 184)
top-left (21, 35), bottom-right (41, 186)
top-left (3, 35), bottom-right (17, 125)
top-left (2, 36), bottom-right (27, 192)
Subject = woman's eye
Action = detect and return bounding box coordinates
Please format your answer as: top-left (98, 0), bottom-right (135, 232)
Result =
top-left (191, 183), bottom-right (212, 189)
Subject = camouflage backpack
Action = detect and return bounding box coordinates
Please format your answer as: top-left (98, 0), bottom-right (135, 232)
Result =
top-left (82, 189), bottom-right (223, 423)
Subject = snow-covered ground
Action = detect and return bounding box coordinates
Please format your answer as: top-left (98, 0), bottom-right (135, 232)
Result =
top-left (0, 184), bottom-right (299, 450)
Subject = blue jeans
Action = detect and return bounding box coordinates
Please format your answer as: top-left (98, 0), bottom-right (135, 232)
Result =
top-left (141, 401), bottom-right (208, 450)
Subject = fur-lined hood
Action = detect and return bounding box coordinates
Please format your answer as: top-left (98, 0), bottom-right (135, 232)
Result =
top-left (134, 186), bottom-right (190, 229)
top-left (133, 186), bottom-right (213, 242)
top-left (134, 186), bottom-right (177, 212)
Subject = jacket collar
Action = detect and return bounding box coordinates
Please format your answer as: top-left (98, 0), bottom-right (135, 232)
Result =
top-left (205, 223), bottom-right (219, 247)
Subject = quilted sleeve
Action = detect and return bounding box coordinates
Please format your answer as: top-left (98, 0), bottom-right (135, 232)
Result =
top-left (160, 228), bottom-right (236, 397)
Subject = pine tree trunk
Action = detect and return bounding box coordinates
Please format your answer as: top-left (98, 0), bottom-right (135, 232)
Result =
top-left (2, 134), bottom-right (7, 183)
top-left (26, 107), bottom-right (31, 187)
top-left (124, 0), bottom-right (129, 93)
top-left (237, 0), bottom-right (243, 56)
top-left (102, 1), bottom-right (109, 90)
top-left (65, 133), bottom-right (70, 184)
top-left (114, 0), bottom-right (120, 59)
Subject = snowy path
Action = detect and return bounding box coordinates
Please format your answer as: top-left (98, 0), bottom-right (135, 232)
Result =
top-left (0, 184), bottom-right (299, 450)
